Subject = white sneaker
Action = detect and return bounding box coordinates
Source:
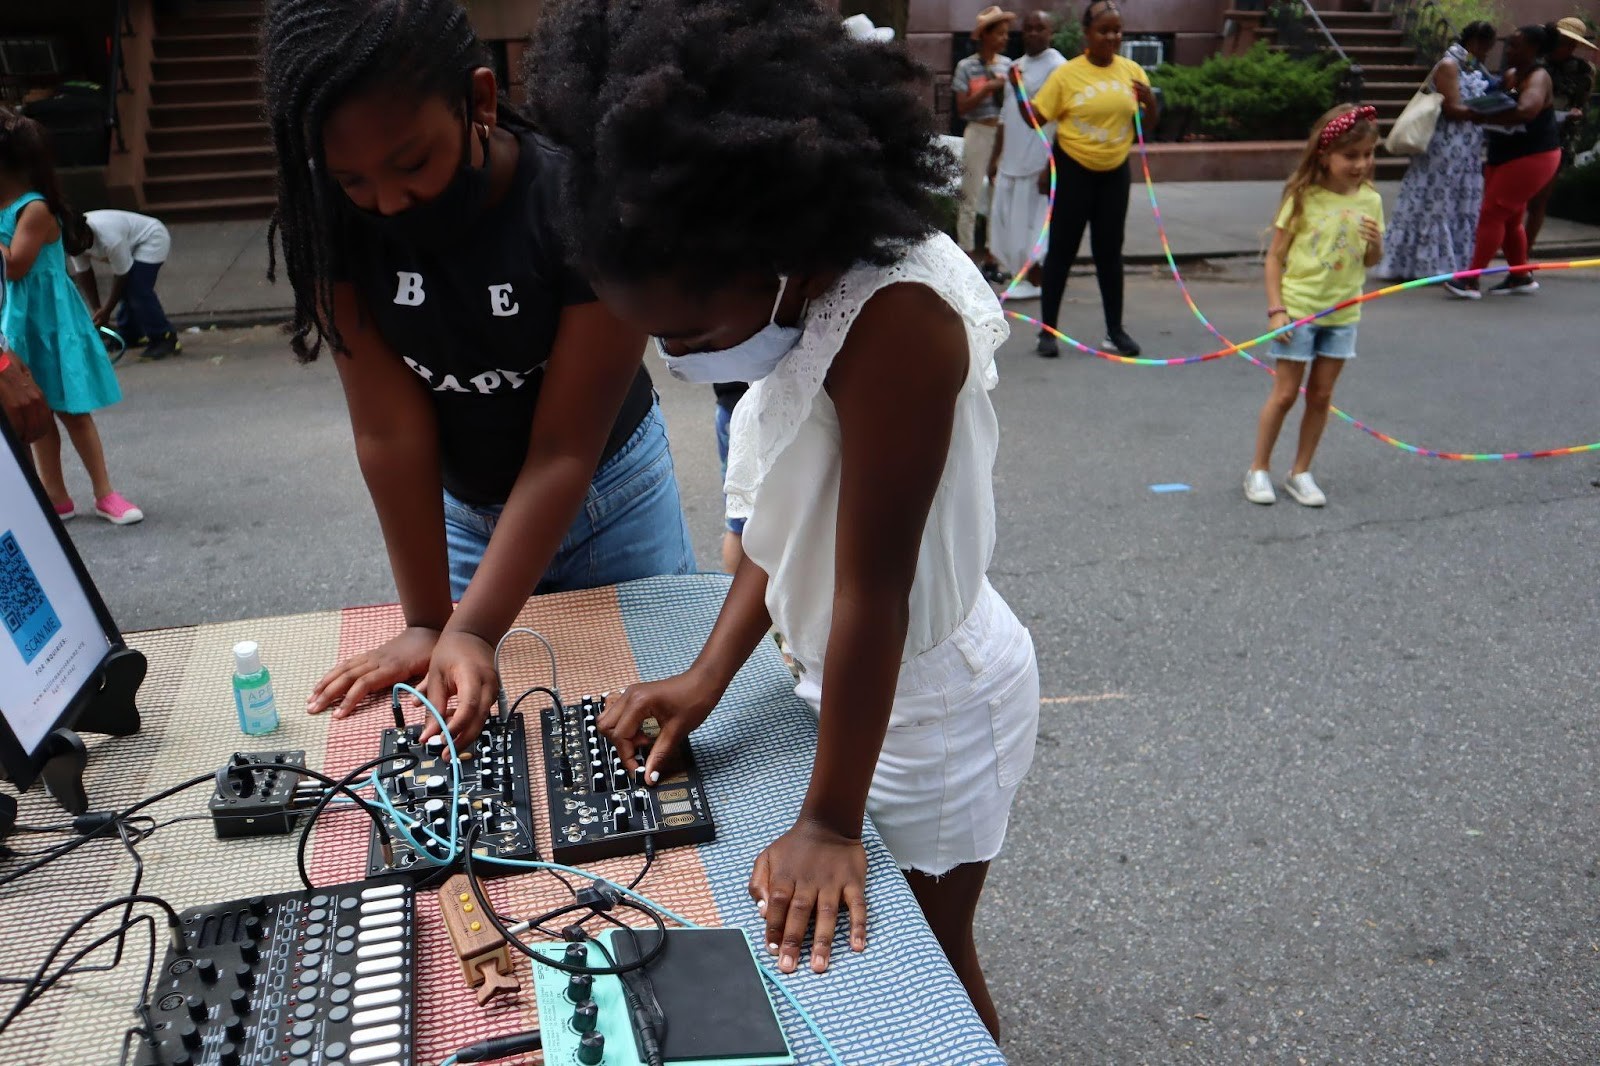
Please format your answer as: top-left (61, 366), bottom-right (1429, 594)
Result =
top-left (1444, 280), bottom-right (1481, 300)
top-left (1002, 281), bottom-right (1042, 300)
top-left (1283, 471), bottom-right (1326, 507)
top-left (1489, 277), bottom-right (1539, 296)
top-left (1243, 469), bottom-right (1276, 505)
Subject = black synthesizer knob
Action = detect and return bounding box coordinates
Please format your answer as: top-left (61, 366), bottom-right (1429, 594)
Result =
top-left (195, 958), bottom-right (218, 984)
top-left (229, 988), bottom-right (252, 1015)
top-left (234, 962), bottom-right (256, 989)
top-left (567, 973), bottom-right (593, 1005)
top-left (563, 942), bottom-right (588, 966)
top-left (578, 1032), bottom-right (605, 1065)
top-left (573, 1000), bottom-right (599, 1034)
top-left (237, 938), bottom-right (260, 963)
top-left (178, 1021), bottom-right (202, 1049)
top-left (185, 993), bottom-right (207, 1021)
top-left (217, 1042), bottom-right (241, 1066)
top-left (222, 1014), bottom-right (246, 1040)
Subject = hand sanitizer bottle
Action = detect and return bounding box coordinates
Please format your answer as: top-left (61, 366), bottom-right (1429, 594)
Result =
top-left (233, 641), bottom-right (280, 736)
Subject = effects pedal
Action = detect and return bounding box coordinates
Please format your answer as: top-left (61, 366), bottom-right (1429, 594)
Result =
top-left (132, 877), bottom-right (416, 1066)
top-left (365, 715), bottom-right (538, 878)
top-left (539, 695), bottom-right (715, 865)
top-left (209, 751), bottom-right (307, 840)
top-left (530, 928), bottom-right (793, 1066)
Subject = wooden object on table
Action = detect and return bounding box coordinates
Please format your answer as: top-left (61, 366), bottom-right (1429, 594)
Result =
top-left (438, 873), bottom-right (520, 1004)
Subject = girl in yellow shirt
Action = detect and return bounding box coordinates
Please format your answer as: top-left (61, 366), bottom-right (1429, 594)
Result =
top-left (1246, 105), bottom-right (1384, 508)
top-left (1025, 0), bottom-right (1157, 357)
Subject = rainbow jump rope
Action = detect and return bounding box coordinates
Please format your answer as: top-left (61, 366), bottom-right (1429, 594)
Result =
top-left (998, 74), bottom-right (1600, 461)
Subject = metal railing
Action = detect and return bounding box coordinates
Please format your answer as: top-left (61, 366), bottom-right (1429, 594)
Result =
top-left (1376, 0), bottom-right (1458, 65)
top-left (107, 0), bottom-right (128, 153)
top-left (1269, 0), bottom-right (1365, 103)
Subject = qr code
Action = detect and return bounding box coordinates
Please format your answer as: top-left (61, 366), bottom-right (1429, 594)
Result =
top-left (1, 530), bottom-right (61, 664)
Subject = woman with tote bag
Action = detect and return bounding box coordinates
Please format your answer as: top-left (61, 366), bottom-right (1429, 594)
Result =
top-left (1377, 22), bottom-right (1499, 280)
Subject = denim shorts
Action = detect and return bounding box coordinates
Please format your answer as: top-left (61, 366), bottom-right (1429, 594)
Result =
top-left (714, 403), bottom-right (746, 536)
top-left (443, 400), bottom-right (697, 601)
top-left (1270, 322), bottom-right (1358, 362)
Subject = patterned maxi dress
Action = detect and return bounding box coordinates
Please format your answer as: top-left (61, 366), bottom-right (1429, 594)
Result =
top-left (1377, 48), bottom-right (1491, 280)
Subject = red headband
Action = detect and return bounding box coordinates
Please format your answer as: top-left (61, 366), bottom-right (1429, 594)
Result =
top-left (1319, 106), bottom-right (1377, 149)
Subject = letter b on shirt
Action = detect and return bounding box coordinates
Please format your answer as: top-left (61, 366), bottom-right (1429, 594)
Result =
top-left (394, 271), bottom-right (426, 306)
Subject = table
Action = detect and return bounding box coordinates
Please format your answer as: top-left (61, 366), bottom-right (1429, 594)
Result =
top-left (0, 575), bottom-right (1005, 1066)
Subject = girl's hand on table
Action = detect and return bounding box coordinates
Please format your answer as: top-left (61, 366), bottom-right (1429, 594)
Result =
top-left (749, 816), bottom-right (869, 974)
top-left (307, 625), bottom-right (439, 719)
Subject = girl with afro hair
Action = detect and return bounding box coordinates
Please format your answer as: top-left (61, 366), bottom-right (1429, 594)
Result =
top-left (545, 0), bottom-right (1041, 1036)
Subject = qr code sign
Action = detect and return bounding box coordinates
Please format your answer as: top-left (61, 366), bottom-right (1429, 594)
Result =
top-left (1, 530), bottom-right (61, 664)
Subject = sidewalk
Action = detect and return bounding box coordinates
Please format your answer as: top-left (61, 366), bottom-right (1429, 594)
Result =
top-left (153, 182), bottom-right (1600, 328)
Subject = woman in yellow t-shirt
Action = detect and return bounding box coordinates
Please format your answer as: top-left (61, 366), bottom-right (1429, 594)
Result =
top-left (1024, 0), bottom-right (1157, 357)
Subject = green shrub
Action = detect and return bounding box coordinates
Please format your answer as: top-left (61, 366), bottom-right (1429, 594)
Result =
top-left (1050, 7), bottom-right (1084, 58)
top-left (1548, 160), bottom-right (1600, 226)
top-left (1427, 0), bottom-right (1505, 34)
top-left (1150, 44), bottom-right (1346, 141)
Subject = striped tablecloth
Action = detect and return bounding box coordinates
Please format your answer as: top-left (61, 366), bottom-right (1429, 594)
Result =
top-left (0, 574), bottom-right (1005, 1066)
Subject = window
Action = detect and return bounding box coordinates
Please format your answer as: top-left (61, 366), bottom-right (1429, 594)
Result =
top-left (1121, 37), bottom-right (1166, 70)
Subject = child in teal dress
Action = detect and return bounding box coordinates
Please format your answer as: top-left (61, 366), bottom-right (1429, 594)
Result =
top-left (0, 112), bottom-right (142, 524)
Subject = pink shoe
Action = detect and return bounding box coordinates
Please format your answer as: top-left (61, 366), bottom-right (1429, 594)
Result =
top-left (94, 492), bottom-right (145, 525)
top-left (53, 499), bottom-right (77, 520)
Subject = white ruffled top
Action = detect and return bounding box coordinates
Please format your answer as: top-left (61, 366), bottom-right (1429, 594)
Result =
top-left (725, 232), bottom-right (1010, 669)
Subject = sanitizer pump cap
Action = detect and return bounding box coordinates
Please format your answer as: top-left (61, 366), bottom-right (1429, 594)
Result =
top-left (233, 641), bottom-right (263, 677)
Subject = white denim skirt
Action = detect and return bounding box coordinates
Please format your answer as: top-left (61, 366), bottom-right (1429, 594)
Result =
top-left (793, 580), bottom-right (1040, 876)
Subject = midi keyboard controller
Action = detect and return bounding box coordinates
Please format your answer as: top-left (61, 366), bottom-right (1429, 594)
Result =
top-left (132, 878), bottom-right (415, 1066)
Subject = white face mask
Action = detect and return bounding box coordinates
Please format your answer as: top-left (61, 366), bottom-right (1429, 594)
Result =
top-left (655, 276), bottom-right (805, 385)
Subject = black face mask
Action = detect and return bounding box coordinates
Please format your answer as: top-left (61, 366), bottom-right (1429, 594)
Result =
top-left (361, 109), bottom-right (492, 251)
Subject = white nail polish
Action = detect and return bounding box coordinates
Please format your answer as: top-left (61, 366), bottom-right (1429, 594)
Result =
top-left (648, 770), bottom-right (659, 784)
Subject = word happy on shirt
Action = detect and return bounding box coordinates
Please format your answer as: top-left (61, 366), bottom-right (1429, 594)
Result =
top-left (392, 270), bottom-right (539, 395)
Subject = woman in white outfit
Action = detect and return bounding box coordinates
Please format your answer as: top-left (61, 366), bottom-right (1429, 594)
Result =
top-left (530, 0), bottom-right (1041, 1040)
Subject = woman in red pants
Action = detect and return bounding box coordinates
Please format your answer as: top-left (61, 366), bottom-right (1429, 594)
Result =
top-left (1447, 25), bottom-right (1561, 298)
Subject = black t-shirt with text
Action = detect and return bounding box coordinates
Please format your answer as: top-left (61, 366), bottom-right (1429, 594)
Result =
top-left (337, 129), bottom-right (653, 506)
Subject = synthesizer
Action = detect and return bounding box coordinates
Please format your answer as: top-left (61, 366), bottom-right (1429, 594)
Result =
top-left (538, 694), bottom-right (716, 865)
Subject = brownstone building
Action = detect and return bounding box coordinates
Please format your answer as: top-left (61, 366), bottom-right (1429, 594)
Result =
top-left (1, 0), bottom-right (1592, 217)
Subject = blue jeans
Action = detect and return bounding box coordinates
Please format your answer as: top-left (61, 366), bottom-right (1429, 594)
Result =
top-left (443, 402), bottom-right (697, 601)
top-left (114, 260), bottom-right (175, 343)
top-left (714, 402), bottom-right (746, 535)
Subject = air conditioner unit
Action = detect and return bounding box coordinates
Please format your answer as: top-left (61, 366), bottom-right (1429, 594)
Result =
top-left (1121, 39), bottom-right (1165, 70)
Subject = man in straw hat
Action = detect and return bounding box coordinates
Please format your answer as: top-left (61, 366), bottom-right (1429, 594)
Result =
top-left (951, 6), bottom-right (1016, 272)
top-left (1528, 16), bottom-right (1595, 252)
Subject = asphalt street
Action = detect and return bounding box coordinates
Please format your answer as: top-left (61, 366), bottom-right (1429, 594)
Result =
top-left (44, 263), bottom-right (1600, 1064)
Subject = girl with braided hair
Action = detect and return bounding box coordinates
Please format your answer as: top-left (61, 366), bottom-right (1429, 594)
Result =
top-left (264, 0), bottom-right (695, 744)
top-left (544, 0), bottom-right (1040, 1038)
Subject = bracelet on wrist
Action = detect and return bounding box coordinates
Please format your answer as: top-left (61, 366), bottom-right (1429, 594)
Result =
top-left (1267, 307), bottom-right (1288, 318)
top-left (0, 349), bottom-right (12, 374)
